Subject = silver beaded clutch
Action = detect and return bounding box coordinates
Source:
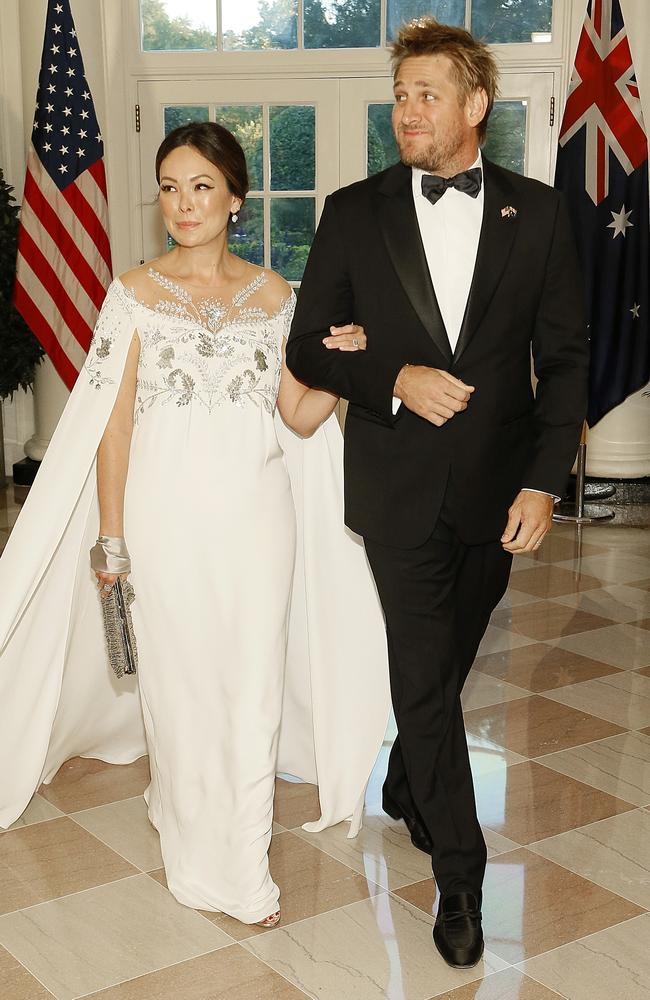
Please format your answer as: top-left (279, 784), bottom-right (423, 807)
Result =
top-left (99, 577), bottom-right (138, 679)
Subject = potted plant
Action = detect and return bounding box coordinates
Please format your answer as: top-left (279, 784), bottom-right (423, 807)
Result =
top-left (0, 166), bottom-right (44, 482)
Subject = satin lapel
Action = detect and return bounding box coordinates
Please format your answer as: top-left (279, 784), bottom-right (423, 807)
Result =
top-left (376, 165), bottom-right (452, 364)
top-left (453, 159), bottom-right (519, 365)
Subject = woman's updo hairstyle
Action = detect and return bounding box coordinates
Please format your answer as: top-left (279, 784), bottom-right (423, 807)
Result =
top-left (155, 121), bottom-right (249, 206)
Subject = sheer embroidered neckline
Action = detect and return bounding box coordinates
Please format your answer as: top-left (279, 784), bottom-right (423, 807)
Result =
top-left (147, 267), bottom-right (268, 311)
top-left (116, 268), bottom-right (292, 336)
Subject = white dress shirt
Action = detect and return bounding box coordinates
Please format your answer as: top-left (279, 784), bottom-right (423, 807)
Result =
top-left (412, 153), bottom-right (483, 352)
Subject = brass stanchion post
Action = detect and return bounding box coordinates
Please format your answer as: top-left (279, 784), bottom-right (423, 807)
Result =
top-left (553, 423), bottom-right (615, 525)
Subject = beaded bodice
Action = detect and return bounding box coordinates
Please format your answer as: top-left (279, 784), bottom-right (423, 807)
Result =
top-left (84, 269), bottom-right (294, 422)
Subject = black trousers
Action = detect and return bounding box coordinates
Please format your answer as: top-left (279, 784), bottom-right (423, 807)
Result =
top-left (364, 507), bottom-right (512, 898)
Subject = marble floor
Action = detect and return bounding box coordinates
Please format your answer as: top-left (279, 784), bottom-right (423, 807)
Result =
top-left (1, 485), bottom-right (650, 999)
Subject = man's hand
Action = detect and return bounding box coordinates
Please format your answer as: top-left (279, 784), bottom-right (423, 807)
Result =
top-left (394, 365), bottom-right (475, 427)
top-left (501, 491), bottom-right (554, 553)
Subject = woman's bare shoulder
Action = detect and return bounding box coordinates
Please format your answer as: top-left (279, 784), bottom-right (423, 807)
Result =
top-left (119, 259), bottom-right (165, 297)
top-left (261, 267), bottom-right (292, 299)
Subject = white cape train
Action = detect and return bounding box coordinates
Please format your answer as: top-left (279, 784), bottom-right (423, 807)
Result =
top-left (0, 307), bottom-right (390, 838)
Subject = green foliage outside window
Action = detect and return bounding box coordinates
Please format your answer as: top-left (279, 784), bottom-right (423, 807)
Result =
top-left (304, 0), bottom-right (381, 48)
top-left (367, 100), bottom-right (526, 177)
top-left (224, 0), bottom-right (298, 50)
top-left (141, 0), bottom-right (216, 50)
top-left (141, 0), bottom-right (553, 50)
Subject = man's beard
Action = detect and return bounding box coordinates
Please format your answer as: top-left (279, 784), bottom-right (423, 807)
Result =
top-left (396, 130), bottom-right (464, 175)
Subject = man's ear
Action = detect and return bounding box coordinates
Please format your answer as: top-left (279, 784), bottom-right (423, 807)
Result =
top-left (466, 88), bottom-right (489, 130)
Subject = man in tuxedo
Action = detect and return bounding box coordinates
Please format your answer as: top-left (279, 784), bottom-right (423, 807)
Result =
top-left (286, 17), bottom-right (588, 970)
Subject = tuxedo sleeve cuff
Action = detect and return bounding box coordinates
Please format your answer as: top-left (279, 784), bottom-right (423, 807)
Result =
top-left (522, 487), bottom-right (561, 503)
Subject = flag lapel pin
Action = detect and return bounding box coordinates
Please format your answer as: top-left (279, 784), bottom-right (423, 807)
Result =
top-left (501, 205), bottom-right (518, 219)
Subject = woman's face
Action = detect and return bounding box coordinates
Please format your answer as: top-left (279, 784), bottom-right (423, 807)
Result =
top-left (157, 144), bottom-right (242, 248)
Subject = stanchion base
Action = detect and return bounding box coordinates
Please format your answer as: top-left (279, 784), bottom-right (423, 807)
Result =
top-left (553, 503), bottom-right (616, 524)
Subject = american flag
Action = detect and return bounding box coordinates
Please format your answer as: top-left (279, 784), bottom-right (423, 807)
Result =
top-left (555, 0), bottom-right (649, 427)
top-left (14, 0), bottom-right (112, 390)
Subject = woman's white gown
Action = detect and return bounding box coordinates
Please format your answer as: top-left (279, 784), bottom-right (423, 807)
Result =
top-left (0, 269), bottom-right (390, 923)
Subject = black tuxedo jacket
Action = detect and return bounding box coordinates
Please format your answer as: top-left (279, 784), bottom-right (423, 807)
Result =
top-left (286, 158), bottom-right (589, 547)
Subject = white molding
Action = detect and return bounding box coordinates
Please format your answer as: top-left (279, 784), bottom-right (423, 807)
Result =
top-left (101, 0), bottom-right (144, 273)
top-left (0, 0), bottom-right (26, 190)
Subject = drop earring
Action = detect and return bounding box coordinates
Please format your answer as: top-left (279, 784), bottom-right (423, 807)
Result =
top-left (231, 211), bottom-right (239, 223)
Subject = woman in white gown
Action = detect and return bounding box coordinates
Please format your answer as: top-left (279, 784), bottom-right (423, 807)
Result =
top-left (0, 123), bottom-right (390, 926)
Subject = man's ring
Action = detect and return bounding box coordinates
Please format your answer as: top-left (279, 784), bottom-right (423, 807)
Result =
top-left (102, 583), bottom-right (112, 592)
top-left (352, 337), bottom-right (359, 348)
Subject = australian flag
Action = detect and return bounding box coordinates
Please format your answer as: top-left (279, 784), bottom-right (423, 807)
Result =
top-left (555, 0), bottom-right (649, 427)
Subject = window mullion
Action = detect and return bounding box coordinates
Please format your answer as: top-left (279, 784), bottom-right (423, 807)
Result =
top-left (297, 0), bottom-right (304, 49)
top-left (263, 103), bottom-right (271, 269)
top-left (465, 0), bottom-right (472, 32)
top-left (216, 0), bottom-right (222, 52)
top-left (381, 0), bottom-right (387, 47)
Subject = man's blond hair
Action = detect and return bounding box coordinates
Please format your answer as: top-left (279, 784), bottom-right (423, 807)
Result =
top-left (390, 17), bottom-right (499, 142)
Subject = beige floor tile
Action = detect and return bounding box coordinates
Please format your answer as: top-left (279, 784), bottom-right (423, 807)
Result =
top-left (469, 742), bottom-right (527, 777)
top-left (553, 622), bottom-right (650, 671)
top-left (273, 778), bottom-right (321, 830)
top-left (551, 584), bottom-right (650, 624)
top-left (392, 876), bottom-right (438, 916)
top-left (520, 912), bottom-right (650, 1000)
top-left (71, 796), bottom-right (162, 872)
top-left (567, 525), bottom-right (650, 549)
top-left (506, 565), bottom-right (602, 599)
top-left (530, 808), bottom-right (650, 908)
top-left (39, 757), bottom-right (151, 814)
top-left (295, 812), bottom-right (434, 891)
top-left (476, 761), bottom-right (634, 845)
top-left (556, 551), bottom-right (650, 585)
top-left (429, 967), bottom-right (564, 999)
top-left (481, 848), bottom-right (642, 963)
top-left (0, 817), bottom-right (137, 916)
top-left (545, 670), bottom-right (650, 730)
top-left (82, 944), bottom-right (309, 999)
top-left (2, 795), bottom-right (64, 832)
top-left (477, 627), bottom-right (535, 657)
top-left (244, 893), bottom-right (508, 1000)
top-left (474, 642), bottom-right (622, 692)
top-left (149, 830), bottom-right (383, 941)
top-left (0, 875), bottom-right (231, 1000)
top-left (496, 589), bottom-right (542, 610)
top-left (464, 695), bottom-right (623, 759)
top-left (0, 509), bottom-right (20, 531)
top-left (538, 731), bottom-right (650, 805)
top-left (461, 673), bottom-right (530, 712)
top-left (512, 554), bottom-right (537, 568)
top-left (483, 828), bottom-right (521, 858)
top-left (491, 601), bottom-right (612, 641)
top-left (634, 617), bottom-right (650, 632)
top-left (629, 578), bottom-right (650, 592)
top-left (530, 533), bottom-right (608, 564)
top-left (81, 944), bottom-right (309, 998)
top-left (0, 943), bottom-right (54, 999)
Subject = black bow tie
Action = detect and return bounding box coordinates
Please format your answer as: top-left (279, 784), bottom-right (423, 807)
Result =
top-left (421, 167), bottom-right (482, 205)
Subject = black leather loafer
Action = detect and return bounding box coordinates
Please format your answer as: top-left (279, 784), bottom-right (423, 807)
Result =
top-left (382, 793), bottom-right (433, 855)
top-left (433, 891), bottom-right (484, 969)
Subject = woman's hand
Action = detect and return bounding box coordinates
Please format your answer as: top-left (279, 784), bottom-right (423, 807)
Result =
top-left (94, 571), bottom-right (128, 598)
top-left (322, 323), bottom-right (367, 351)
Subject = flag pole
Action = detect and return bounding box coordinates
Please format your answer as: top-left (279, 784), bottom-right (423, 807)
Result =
top-left (553, 423), bottom-right (615, 524)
